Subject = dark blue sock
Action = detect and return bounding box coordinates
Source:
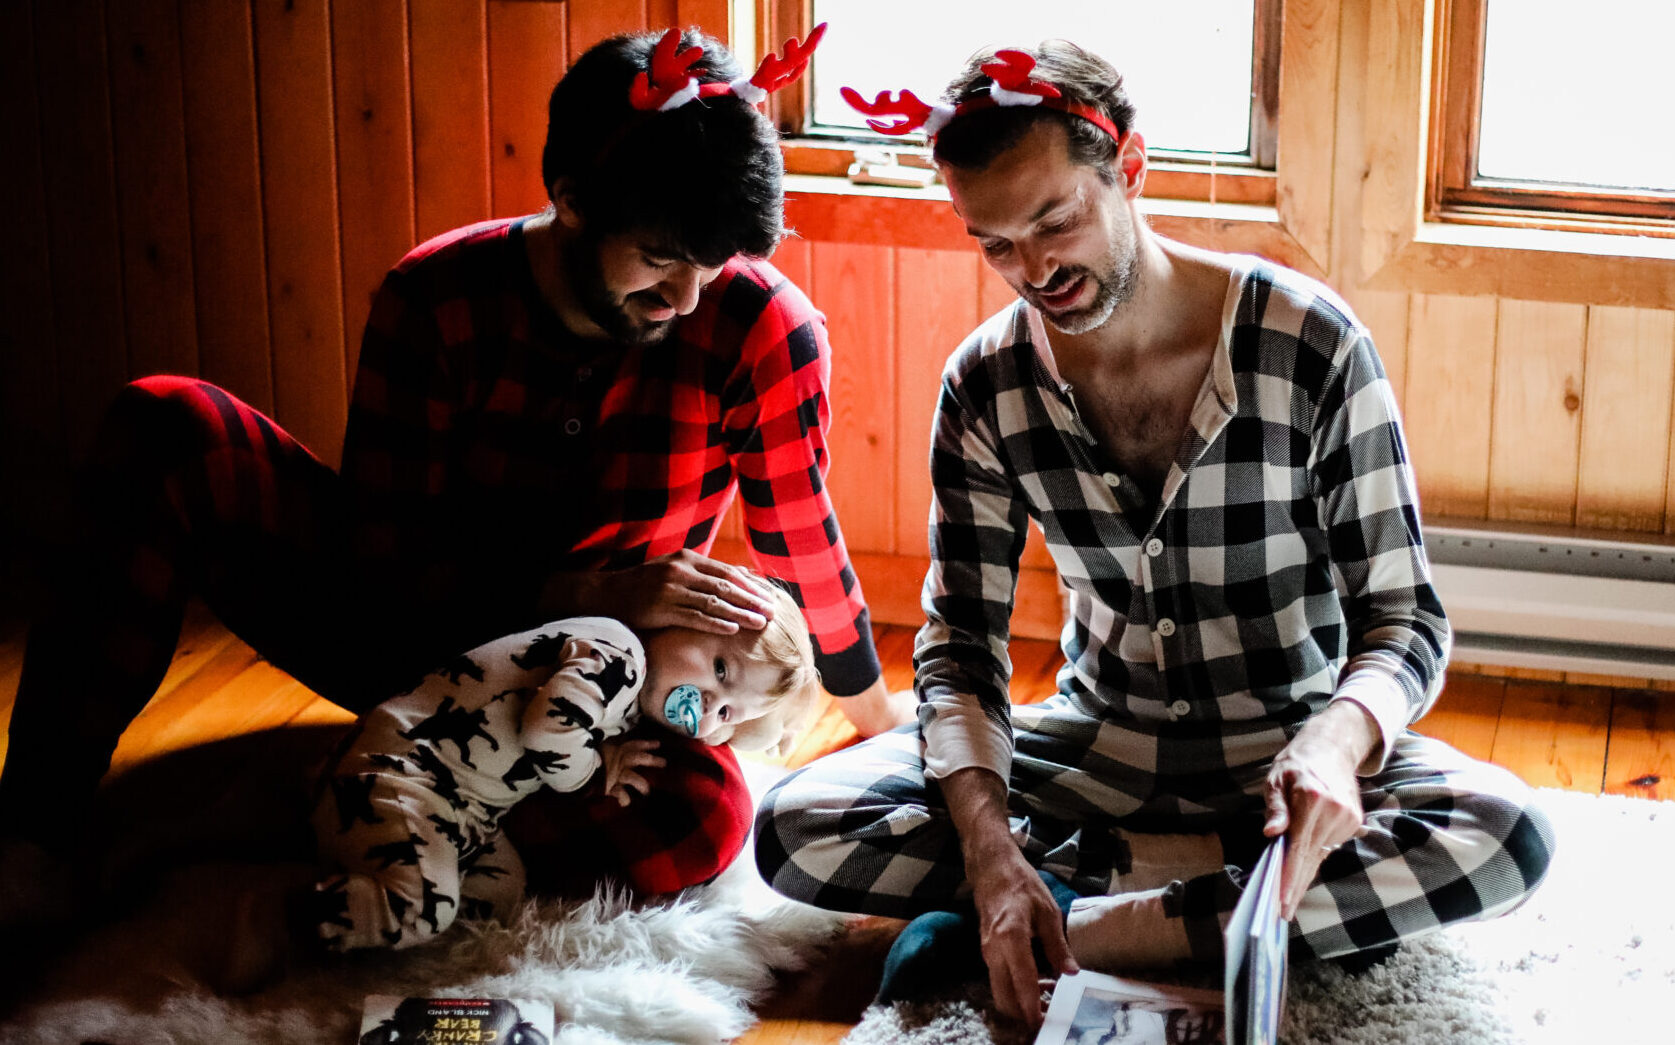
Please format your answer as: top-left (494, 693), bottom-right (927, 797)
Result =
top-left (874, 869), bottom-right (1081, 1005)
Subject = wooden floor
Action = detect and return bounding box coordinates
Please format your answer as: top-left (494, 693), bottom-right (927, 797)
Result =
top-left (1, 604), bottom-right (1671, 1042)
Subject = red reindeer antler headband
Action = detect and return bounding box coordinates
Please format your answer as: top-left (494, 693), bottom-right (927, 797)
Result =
top-left (841, 49), bottom-right (1122, 141)
top-left (630, 23), bottom-right (827, 112)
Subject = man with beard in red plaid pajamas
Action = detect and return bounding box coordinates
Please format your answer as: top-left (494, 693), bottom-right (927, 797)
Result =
top-left (756, 41), bottom-right (1555, 1031)
top-left (0, 27), bottom-right (913, 933)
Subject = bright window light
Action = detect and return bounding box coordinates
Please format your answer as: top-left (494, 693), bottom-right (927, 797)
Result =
top-left (1477, 0), bottom-right (1675, 192)
top-left (808, 0), bottom-right (1257, 157)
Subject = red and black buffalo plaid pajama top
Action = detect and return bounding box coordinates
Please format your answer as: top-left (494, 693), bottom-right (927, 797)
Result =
top-left (345, 218), bottom-right (879, 693)
top-left (2, 217), bottom-right (879, 895)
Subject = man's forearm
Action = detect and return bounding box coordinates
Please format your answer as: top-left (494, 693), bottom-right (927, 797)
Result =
top-left (937, 766), bottom-right (1020, 875)
top-left (1299, 698), bottom-right (1382, 773)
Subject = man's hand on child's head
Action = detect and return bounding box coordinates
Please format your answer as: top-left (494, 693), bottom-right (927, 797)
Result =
top-left (605, 550), bottom-right (777, 634)
top-left (601, 737), bottom-right (666, 806)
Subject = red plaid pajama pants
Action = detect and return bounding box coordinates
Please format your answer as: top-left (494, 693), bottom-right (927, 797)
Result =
top-left (0, 376), bottom-right (750, 894)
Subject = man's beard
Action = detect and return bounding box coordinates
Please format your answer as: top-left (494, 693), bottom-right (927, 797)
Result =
top-left (1024, 228), bottom-right (1141, 336)
top-left (560, 232), bottom-right (677, 347)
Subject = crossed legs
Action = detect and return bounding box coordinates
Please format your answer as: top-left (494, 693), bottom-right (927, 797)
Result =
top-left (755, 724), bottom-right (1555, 971)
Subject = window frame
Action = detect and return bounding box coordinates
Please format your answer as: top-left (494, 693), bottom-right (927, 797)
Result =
top-left (763, 0), bottom-right (1285, 206)
top-left (1428, 0), bottom-right (1675, 235)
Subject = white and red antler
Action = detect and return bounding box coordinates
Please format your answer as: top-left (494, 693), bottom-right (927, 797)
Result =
top-left (843, 47), bottom-right (1121, 142)
top-left (838, 87), bottom-right (952, 137)
top-left (703, 22), bottom-right (828, 105)
top-left (630, 28), bottom-right (706, 111)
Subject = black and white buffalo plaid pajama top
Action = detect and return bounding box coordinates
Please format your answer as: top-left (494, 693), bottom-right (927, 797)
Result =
top-left (757, 259), bottom-right (1554, 962)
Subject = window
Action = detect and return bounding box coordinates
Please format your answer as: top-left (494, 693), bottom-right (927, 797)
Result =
top-left (1430, 0), bottom-right (1675, 233)
top-left (766, 0), bottom-right (1282, 203)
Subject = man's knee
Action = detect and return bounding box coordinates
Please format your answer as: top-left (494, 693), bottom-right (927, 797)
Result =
top-left (1401, 774), bottom-right (1557, 920)
top-left (753, 759), bottom-right (939, 899)
top-left (1479, 787), bottom-right (1557, 910)
top-left (751, 771), bottom-right (807, 886)
top-left (94, 377), bottom-right (249, 482)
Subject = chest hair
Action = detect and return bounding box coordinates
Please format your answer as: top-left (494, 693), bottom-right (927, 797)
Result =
top-left (1060, 342), bottom-right (1215, 503)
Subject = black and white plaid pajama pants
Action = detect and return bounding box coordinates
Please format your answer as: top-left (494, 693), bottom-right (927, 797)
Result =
top-left (756, 703), bottom-right (1556, 962)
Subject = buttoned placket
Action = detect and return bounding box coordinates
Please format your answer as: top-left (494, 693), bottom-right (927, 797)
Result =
top-left (563, 359), bottom-right (599, 438)
top-left (1138, 336), bottom-right (1238, 721)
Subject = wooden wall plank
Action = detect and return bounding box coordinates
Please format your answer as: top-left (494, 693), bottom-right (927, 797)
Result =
top-left (976, 262), bottom-right (1014, 324)
top-left (893, 248), bottom-right (978, 557)
top-left (488, 0), bottom-right (568, 219)
top-left (649, 0), bottom-right (679, 34)
top-left (1347, 289), bottom-right (1410, 413)
top-left (1603, 690), bottom-right (1674, 800)
top-left (180, 0), bottom-right (272, 413)
top-left (1273, 0), bottom-right (1338, 270)
top-left (1355, 0), bottom-right (1428, 280)
top-left (813, 241), bottom-right (895, 554)
top-left (1488, 299), bottom-right (1586, 525)
top-left (771, 236), bottom-right (813, 290)
top-left (34, 0), bottom-right (129, 463)
top-left (1490, 680), bottom-right (1610, 792)
top-left (566, 0), bottom-right (646, 64)
top-left (106, 0), bottom-right (198, 380)
top-left (411, 0), bottom-right (491, 239)
top-left (333, 0), bottom-right (416, 384)
top-left (254, 0), bottom-right (347, 462)
top-left (1577, 306), bottom-right (1675, 532)
top-left (0, 0), bottom-right (65, 557)
top-left (675, 0), bottom-right (728, 38)
top-left (1403, 294), bottom-right (1497, 518)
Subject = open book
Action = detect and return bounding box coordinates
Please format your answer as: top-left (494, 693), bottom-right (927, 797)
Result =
top-left (1034, 838), bottom-right (1287, 1045)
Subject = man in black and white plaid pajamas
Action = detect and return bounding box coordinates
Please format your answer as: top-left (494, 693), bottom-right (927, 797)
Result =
top-left (756, 40), bottom-right (1555, 1026)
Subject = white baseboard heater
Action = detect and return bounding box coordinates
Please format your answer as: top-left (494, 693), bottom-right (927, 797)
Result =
top-left (1425, 518), bottom-right (1675, 680)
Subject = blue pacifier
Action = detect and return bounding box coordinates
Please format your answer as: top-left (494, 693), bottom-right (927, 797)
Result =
top-left (664, 684), bottom-right (703, 738)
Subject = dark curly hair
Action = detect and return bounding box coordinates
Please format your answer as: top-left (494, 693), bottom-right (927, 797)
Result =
top-left (932, 40), bottom-right (1137, 185)
top-left (541, 29), bottom-right (784, 266)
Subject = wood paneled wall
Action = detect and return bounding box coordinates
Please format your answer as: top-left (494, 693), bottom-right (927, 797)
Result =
top-left (0, 0), bottom-right (721, 565)
top-left (5, 1), bottom-right (1675, 653)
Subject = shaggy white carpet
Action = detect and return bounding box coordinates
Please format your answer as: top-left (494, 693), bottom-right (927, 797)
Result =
top-left (843, 787), bottom-right (1675, 1045)
top-left (2, 876), bottom-right (844, 1045)
top-left (5, 776), bottom-right (1667, 1045)
top-left (1, 759), bottom-right (848, 1045)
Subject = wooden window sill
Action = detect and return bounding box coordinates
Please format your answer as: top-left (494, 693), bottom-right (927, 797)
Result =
top-left (1363, 218), bottom-right (1675, 310)
top-left (782, 174), bottom-right (1321, 275)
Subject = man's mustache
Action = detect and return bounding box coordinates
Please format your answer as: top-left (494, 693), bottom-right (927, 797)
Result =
top-left (1036, 268), bottom-right (1086, 296)
top-left (627, 290), bottom-right (673, 310)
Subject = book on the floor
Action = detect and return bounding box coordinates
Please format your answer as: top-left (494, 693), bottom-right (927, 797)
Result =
top-left (358, 995), bottom-right (553, 1045)
top-left (1034, 837), bottom-right (1288, 1045)
top-left (1224, 837), bottom-right (1287, 1045)
top-left (1035, 970), bottom-right (1225, 1045)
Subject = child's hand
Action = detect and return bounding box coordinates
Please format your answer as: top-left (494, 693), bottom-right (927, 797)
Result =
top-left (601, 737), bottom-right (666, 807)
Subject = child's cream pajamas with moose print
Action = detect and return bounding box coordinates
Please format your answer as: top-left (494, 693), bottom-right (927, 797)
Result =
top-left (311, 616), bottom-right (645, 950)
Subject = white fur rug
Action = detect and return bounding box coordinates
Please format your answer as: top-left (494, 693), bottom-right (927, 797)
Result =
top-left (3, 876), bottom-right (844, 1045)
top-left (1, 759), bottom-right (848, 1045)
top-left (843, 787), bottom-right (1675, 1045)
